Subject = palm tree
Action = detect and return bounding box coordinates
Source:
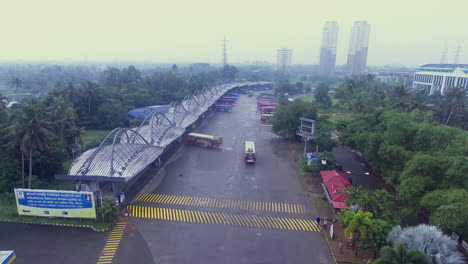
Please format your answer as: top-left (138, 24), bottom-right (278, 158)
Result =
top-left (342, 210), bottom-right (373, 255)
top-left (9, 76), bottom-right (23, 103)
top-left (5, 111), bottom-right (54, 188)
top-left (80, 81), bottom-right (100, 121)
top-left (65, 82), bottom-right (81, 107)
top-left (442, 87), bottom-right (465, 125)
top-left (374, 245), bottom-right (427, 264)
top-left (48, 97), bottom-right (77, 140)
top-left (388, 85), bottom-right (410, 112)
top-left (4, 124), bottom-right (26, 188)
top-left (0, 93), bottom-right (8, 115)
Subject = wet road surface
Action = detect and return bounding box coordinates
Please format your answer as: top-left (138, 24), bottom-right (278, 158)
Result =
top-left (332, 145), bottom-right (388, 190)
top-left (115, 95), bottom-right (334, 264)
top-left (0, 222), bottom-right (107, 264)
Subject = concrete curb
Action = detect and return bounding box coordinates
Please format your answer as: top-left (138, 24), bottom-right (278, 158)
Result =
top-left (0, 219), bottom-right (111, 232)
top-left (321, 228), bottom-right (338, 264)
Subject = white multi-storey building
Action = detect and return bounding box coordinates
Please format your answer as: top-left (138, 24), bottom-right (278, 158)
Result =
top-left (319, 21), bottom-right (339, 76)
top-left (412, 64), bottom-right (468, 95)
top-left (347, 21), bottom-right (371, 75)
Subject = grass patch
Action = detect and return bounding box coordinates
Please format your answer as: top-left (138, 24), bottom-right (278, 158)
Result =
top-left (82, 129), bottom-right (112, 150)
top-left (323, 113), bottom-right (355, 123)
top-left (301, 94), bottom-right (315, 103)
top-left (0, 215), bottom-right (111, 230)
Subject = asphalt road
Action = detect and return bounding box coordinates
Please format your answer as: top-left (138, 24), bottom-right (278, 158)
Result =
top-left (116, 95), bottom-right (334, 264)
top-left (332, 145), bottom-right (387, 190)
top-left (0, 222), bottom-right (107, 264)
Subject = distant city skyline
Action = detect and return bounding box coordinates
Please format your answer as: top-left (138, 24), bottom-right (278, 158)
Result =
top-left (0, 0), bottom-right (467, 66)
top-left (347, 21), bottom-right (371, 75)
top-left (319, 21), bottom-right (339, 75)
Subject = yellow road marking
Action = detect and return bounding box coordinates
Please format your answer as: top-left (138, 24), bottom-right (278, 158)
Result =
top-left (96, 222), bottom-right (126, 264)
top-left (135, 193), bottom-right (310, 214)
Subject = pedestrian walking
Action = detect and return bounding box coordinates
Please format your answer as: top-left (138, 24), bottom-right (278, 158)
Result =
top-left (338, 240), bottom-right (343, 254)
top-left (316, 217), bottom-right (321, 225)
top-left (323, 219), bottom-right (328, 230)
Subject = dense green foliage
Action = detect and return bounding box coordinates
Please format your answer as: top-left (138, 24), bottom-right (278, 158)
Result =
top-left (342, 186), bottom-right (398, 224)
top-left (314, 82), bottom-right (332, 108)
top-left (98, 198), bottom-right (120, 222)
top-left (335, 75), bottom-right (467, 129)
top-left (420, 189), bottom-right (468, 239)
top-left (330, 75), bottom-right (467, 259)
top-left (339, 108), bottom-right (467, 230)
top-left (0, 64), bottom-right (234, 193)
top-left (270, 99), bottom-right (318, 138)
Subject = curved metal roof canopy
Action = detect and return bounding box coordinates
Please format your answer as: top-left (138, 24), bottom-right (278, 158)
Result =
top-left (58, 81), bottom-right (273, 182)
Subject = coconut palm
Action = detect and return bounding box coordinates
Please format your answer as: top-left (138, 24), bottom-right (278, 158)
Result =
top-left (374, 245), bottom-right (427, 264)
top-left (79, 81), bottom-right (100, 120)
top-left (4, 108), bottom-right (54, 188)
top-left (0, 93), bottom-right (8, 116)
top-left (4, 123), bottom-right (26, 187)
top-left (342, 210), bottom-right (374, 255)
top-left (47, 97), bottom-right (78, 140)
top-left (442, 87), bottom-right (465, 125)
top-left (9, 76), bottom-right (23, 102)
top-left (65, 82), bottom-right (81, 107)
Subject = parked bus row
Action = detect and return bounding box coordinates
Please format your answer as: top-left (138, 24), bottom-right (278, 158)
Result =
top-left (256, 91), bottom-right (276, 123)
top-left (213, 92), bottom-right (239, 112)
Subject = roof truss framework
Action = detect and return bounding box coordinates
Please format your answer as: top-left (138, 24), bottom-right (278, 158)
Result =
top-left (64, 82), bottom-right (273, 182)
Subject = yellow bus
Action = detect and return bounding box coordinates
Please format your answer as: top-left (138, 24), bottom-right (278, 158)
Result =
top-left (244, 141), bottom-right (256, 163)
top-left (187, 133), bottom-right (223, 148)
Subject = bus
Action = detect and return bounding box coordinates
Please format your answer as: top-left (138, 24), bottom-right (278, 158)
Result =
top-left (260, 114), bottom-right (274, 122)
top-left (213, 104), bottom-right (232, 112)
top-left (260, 106), bottom-right (276, 114)
top-left (187, 133), bottom-right (223, 148)
top-left (244, 141), bottom-right (256, 163)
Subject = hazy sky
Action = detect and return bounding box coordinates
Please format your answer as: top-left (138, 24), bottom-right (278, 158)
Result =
top-left (0, 0), bottom-right (467, 66)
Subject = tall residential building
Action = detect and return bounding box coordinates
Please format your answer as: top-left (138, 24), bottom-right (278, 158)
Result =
top-left (277, 48), bottom-right (292, 73)
top-left (347, 21), bottom-right (371, 75)
top-left (319, 21), bottom-right (339, 76)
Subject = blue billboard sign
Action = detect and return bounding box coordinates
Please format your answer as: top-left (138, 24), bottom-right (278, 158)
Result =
top-left (14, 189), bottom-right (96, 219)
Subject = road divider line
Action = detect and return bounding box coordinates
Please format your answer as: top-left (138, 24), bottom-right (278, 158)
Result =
top-left (134, 193), bottom-right (311, 214)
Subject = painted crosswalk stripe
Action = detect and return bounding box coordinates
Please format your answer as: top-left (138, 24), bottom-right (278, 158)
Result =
top-left (96, 223), bottom-right (126, 264)
top-left (135, 193), bottom-right (310, 214)
top-left (127, 205), bottom-right (319, 232)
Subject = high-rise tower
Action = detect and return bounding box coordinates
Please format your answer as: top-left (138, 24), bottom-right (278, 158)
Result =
top-left (319, 21), bottom-right (339, 76)
top-left (222, 37), bottom-right (228, 67)
top-left (346, 21), bottom-right (371, 75)
top-left (277, 48), bottom-right (292, 74)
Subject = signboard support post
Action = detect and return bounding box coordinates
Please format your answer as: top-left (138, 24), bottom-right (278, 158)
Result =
top-left (296, 117), bottom-right (316, 158)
